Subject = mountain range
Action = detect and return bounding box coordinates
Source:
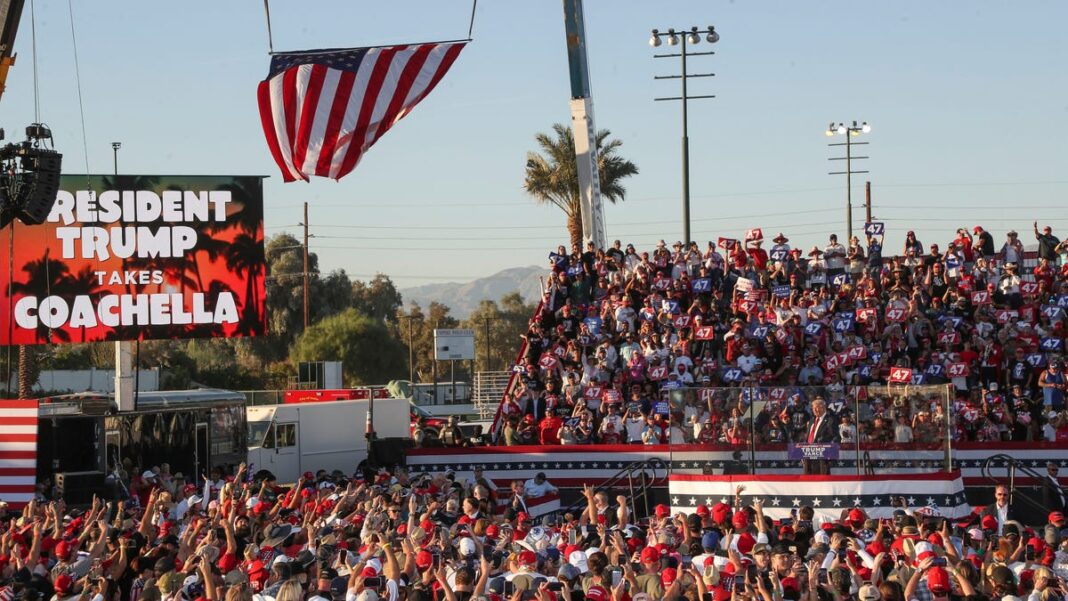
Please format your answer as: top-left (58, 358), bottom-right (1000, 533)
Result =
top-left (399, 265), bottom-right (545, 319)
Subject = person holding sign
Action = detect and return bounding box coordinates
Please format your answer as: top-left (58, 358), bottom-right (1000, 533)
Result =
top-left (802, 397), bottom-right (836, 474)
top-left (998, 262), bottom-right (1022, 309)
top-left (769, 233), bottom-right (790, 264)
top-left (807, 247), bottom-right (827, 290)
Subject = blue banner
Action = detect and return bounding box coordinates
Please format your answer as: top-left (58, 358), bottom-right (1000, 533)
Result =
top-left (583, 317), bottom-right (602, 336)
top-left (924, 364), bottom-right (944, 377)
top-left (692, 278), bottom-right (712, 292)
top-left (1041, 338), bottom-right (1065, 352)
top-left (864, 222), bottom-right (884, 236)
top-left (787, 443), bottom-right (840, 460)
top-left (722, 368), bottom-right (745, 383)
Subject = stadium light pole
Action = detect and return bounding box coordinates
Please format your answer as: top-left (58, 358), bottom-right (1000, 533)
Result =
top-left (649, 25), bottom-right (719, 246)
top-left (826, 121), bottom-right (871, 241)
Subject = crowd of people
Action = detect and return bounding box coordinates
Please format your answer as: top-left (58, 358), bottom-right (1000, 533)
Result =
top-left (4, 463), bottom-right (1068, 601)
top-left (495, 224), bottom-right (1068, 448)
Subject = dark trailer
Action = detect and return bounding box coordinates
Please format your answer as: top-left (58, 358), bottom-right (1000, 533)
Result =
top-left (36, 389), bottom-right (247, 503)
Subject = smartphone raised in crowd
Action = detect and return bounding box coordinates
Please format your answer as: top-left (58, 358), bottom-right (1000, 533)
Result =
top-left (733, 574), bottom-right (746, 591)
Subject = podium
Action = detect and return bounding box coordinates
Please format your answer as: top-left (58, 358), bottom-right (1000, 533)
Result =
top-left (789, 443), bottom-right (839, 475)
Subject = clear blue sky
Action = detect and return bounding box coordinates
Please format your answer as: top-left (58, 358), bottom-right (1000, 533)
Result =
top-left (4, 1), bottom-right (1067, 292)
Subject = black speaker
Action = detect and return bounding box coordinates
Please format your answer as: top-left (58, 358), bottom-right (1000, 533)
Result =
top-left (17, 148), bottom-right (62, 224)
top-left (370, 438), bottom-right (410, 469)
top-left (55, 471), bottom-right (106, 506)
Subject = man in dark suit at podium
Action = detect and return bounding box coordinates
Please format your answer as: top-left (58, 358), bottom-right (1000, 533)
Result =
top-left (802, 397), bottom-right (837, 475)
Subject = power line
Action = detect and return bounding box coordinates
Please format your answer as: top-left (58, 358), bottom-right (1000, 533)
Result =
top-left (879, 180), bottom-right (1068, 189)
top-left (264, 207), bottom-right (845, 232)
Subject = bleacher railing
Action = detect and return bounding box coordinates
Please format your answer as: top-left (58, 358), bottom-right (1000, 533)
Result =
top-left (662, 384), bottom-right (954, 473)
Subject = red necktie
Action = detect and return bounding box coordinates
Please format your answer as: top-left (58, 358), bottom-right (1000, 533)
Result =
top-left (808, 418), bottom-right (819, 444)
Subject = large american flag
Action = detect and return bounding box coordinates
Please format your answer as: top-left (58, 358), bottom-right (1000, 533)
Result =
top-left (0, 399), bottom-right (38, 508)
top-left (257, 42), bottom-right (466, 182)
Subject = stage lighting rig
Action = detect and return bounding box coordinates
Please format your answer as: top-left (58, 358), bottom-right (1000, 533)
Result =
top-left (0, 122), bottom-right (63, 229)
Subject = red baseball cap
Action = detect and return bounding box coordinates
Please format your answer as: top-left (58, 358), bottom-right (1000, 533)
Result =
top-left (485, 524), bottom-right (499, 538)
top-left (981, 515), bottom-right (998, 531)
top-left (927, 567), bottom-right (950, 595)
top-left (711, 502), bottom-right (731, 525)
top-left (696, 505), bottom-right (710, 517)
top-left (586, 586), bottom-right (609, 601)
top-left (847, 508), bottom-right (866, 526)
top-left (661, 567), bottom-right (678, 588)
top-left (54, 574), bottom-right (73, 595)
top-left (302, 471), bottom-right (314, 480)
top-left (973, 226), bottom-right (982, 234)
top-left (640, 546), bottom-right (660, 564)
top-left (54, 540), bottom-right (72, 559)
top-left (1050, 511), bottom-right (1066, 525)
top-left (518, 550), bottom-right (537, 566)
top-left (415, 550), bottom-right (433, 570)
top-left (655, 504), bottom-right (670, 518)
top-left (517, 512), bottom-right (531, 523)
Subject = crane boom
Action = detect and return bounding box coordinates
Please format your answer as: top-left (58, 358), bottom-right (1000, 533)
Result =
top-left (0, 0), bottom-right (25, 103)
top-left (561, 0), bottom-right (606, 250)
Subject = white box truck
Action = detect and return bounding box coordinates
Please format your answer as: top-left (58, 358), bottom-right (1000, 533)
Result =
top-left (246, 397), bottom-right (410, 483)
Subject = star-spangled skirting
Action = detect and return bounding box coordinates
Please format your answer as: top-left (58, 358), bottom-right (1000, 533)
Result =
top-left (668, 473), bottom-right (972, 520)
top-left (404, 445), bottom-right (1068, 495)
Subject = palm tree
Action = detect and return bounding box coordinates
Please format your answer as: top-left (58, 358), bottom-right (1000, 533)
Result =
top-left (524, 123), bottom-right (638, 249)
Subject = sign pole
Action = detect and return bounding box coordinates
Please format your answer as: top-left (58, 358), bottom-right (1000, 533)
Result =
top-left (111, 143), bottom-right (135, 412)
top-left (854, 387), bottom-right (861, 475)
top-left (303, 202), bottom-right (310, 330)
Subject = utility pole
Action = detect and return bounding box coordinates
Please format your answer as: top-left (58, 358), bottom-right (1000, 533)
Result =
top-left (650, 26), bottom-right (719, 245)
top-left (482, 317), bottom-right (492, 372)
top-left (826, 121), bottom-right (871, 241)
top-left (401, 313), bottom-right (418, 383)
top-left (865, 181), bottom-right (872, 223)
top-left (302, 202), bottom-right (309, 330)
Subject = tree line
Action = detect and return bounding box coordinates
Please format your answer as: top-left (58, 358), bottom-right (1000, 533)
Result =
top-left (2, 232), bottom-right (536, 393)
